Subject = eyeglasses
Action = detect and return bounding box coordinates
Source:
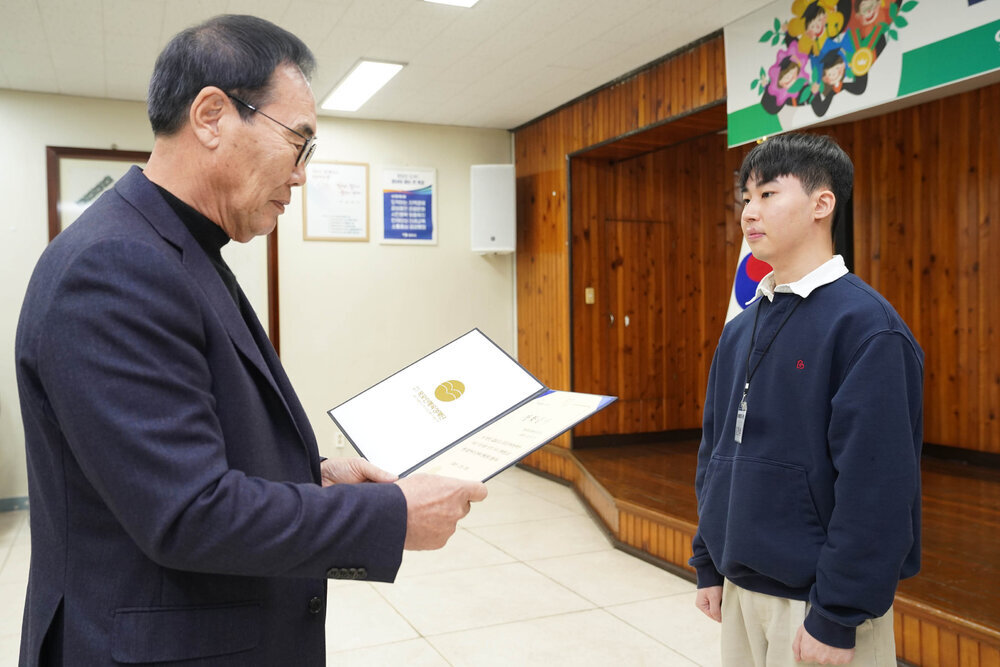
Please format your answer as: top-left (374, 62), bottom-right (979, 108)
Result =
top-left (227, 93), bottom-right (317, 167)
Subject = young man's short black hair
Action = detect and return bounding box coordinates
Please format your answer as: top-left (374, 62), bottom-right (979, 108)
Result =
top-left (738, 132), bottom-right (854, 234)
top-left (147, 14), bottom-right (316, 136)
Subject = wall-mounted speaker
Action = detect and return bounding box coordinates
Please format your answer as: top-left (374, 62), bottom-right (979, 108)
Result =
top-left (470, 164), bottom-right (515, 254)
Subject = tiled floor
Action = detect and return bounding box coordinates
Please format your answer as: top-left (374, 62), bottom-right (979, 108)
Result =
top-left (0, 467), bottom-right (722, 666)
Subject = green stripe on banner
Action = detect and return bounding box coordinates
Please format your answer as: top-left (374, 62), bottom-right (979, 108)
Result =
top-left (898, 19), bottom-right (1000, 97)
top-left (727, 103), bottom-right (784, 147)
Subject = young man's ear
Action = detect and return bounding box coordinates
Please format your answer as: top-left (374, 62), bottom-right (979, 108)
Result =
top-left (812, 189), bottom-right (836, 222)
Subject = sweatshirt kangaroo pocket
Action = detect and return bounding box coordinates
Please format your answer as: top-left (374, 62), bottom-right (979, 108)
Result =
top-left (701, 454), bottom-right (826, 589)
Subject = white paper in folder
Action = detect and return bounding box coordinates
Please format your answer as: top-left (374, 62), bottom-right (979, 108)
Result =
top-left (327, 329), bottom-right (616, 481)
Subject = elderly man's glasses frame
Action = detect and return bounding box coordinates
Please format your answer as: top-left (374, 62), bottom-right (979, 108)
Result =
top-left (227, 93), bottom-right (317, 167)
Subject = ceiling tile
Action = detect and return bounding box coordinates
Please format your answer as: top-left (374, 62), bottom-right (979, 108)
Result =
top-left (278, 1), bottom-right (352, 53)
top-left (104, 28), bottom-right (163, 67)
top-left (440, 55), bottom-right (505, 88)
top-left (554, 39), bottom-right (623, 71)
top-left (225, 0), bottom-right (295, 27)
top-left (159, 0), bottom-right (231, 43)
top-left (105, 62), bottom-right (155, 101)
top-left (2, 51), bottom-right (59, 93)
top-left (0, 0), bottom-right (49, 54)
top-left (102, 0), bottom-right (165, 37)
top-left (337, 0), bottom-right (403, 29)
top-left (442, 0), bottom-right (528, 44)
top-left (370, 15), bottom-right (447, 58)
top-left (4, 0), bottom-right (746, 128)
top-left (38, 0), bottom-right (104, 47)
top-left (51, 47), bottom-right (107, 97)
top-left (415, 37), bottom-right (480, 70)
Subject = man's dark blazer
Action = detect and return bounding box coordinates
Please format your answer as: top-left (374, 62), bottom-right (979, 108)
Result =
top-left (15, 167), bottom-right (407, 665)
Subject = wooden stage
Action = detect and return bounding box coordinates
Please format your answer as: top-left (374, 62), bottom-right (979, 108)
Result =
top-left (521, 441), bottom-right (1000, 667)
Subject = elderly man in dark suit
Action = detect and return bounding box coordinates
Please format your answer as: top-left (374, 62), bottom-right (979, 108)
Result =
top-left (15, 14), bottom-right (486, 666)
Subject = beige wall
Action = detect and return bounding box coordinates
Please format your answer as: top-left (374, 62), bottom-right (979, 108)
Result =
top-left (0, 88), bottom-right (514, 499)
top-left (0, 90), bottom-right (155, 501)
top-left (279, 119), bottom-right (515, 460)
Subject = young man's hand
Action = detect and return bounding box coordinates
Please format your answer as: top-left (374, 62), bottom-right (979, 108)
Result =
top-left (793, 625), bottom-right (854, 664)
top-left (695, 586), bottom-right (723, 622)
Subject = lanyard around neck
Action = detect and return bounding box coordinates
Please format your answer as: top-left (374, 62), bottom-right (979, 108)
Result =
top-left (743, 296), bottom-right (803, 389)
top-left (735, 296), bottom-right (803, 444)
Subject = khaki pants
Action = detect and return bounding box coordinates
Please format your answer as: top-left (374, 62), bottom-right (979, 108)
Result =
top-left (720, 579), bottom-right (896, 667)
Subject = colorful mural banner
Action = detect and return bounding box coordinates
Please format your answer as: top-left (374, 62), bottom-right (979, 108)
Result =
top-left (724, 0), bottom-right (1000, 147)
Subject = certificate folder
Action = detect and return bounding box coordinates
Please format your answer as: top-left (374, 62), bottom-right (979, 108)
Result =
top-left (327, 329), bottom-right (616, 482)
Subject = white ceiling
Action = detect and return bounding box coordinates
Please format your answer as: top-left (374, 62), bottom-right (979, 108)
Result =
top-left (0, 0), bottom-right (771, 130)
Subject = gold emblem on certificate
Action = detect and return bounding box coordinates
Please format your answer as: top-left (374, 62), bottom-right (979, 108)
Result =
top-left (435, 380), bottom-right (466, 402)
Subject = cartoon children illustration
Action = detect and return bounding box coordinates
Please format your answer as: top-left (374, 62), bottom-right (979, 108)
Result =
top-left (788, 0), bottom-right (846, 58)
top-left (761, 43), bottom-right (810, 114)
top-left (753, 0), bottom-right (912, 118)
top-left (810, 49), bottom-right (868, 116)
top-left (845, 0), bottom-right (896, 76)
top-left (849, 0), bottom-right (894, 40)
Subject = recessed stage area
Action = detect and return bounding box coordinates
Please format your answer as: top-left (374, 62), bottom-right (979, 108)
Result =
top-left (522, 442), bottom-right (1000, 666)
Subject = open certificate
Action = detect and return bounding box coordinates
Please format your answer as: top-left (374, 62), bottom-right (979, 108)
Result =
top-left (327, 329), bottom-right (616, 481)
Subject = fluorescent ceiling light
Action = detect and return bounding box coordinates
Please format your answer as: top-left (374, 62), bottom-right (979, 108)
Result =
top-left (423, 0), bottom-right (480, 7)
top-left (321, 60), bottom-right (405, 112)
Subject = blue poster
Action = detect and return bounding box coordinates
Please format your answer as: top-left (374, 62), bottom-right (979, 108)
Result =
top-left (382, 168), bottom-right (436, 244)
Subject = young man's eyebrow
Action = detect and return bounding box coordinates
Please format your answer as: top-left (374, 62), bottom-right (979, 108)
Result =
top-left (743, 178), bottom-right (778, 191)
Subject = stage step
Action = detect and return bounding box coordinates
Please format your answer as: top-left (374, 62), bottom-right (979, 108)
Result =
top-left (521, 443), bottom-right (1000, 667)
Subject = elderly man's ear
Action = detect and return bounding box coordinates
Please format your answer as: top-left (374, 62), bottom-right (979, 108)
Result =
top-left (188, 87), bottom-right (229, 150)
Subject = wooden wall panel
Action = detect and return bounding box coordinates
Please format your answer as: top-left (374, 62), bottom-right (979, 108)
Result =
top-left (517, 29), bottom-right (1000, 455)
top-left (893, 600), bottom-right (1000, 667)
top-left (571, 133), bottom-right (744, 435)
top-left (514, 35), bottom-right (727, 446)
top-left (569, 159), bottom-right (613, 434)
top-left (821, 82), bottom-right (1000, 453)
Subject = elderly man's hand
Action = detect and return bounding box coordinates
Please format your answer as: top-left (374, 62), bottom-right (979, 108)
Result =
top-left (395, 474), bottom-right (488, 550)
top-left (320, 457), bottom-right (397, 486)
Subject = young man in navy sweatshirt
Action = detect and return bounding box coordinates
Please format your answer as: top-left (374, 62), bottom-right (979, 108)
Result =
top-left (690, 133), bottom-right (923, 666)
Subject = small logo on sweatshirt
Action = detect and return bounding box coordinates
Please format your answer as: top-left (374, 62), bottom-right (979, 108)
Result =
top-left (796, 360), bottom-right (805, 370)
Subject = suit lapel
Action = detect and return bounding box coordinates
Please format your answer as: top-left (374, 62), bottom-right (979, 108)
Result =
top-left (237, 287), bottom-right (320, 471)
top-left (114, 168), bottom-right (317, 469)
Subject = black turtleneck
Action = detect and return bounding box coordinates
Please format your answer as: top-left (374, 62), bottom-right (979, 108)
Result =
top-left (153, 184), bottom-right (240, 305)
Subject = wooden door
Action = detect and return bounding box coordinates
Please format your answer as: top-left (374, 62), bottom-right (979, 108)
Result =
top-left (605, 219), bottom-right (668, 433)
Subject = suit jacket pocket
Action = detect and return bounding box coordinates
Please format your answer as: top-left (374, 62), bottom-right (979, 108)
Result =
top-left (111, 601), bottom-right (261, 664)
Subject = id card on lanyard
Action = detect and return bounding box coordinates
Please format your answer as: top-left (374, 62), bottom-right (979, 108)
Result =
top-left (737, 298), bottom-right (802, 444)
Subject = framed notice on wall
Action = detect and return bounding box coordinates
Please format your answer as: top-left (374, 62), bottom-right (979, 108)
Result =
top-left (381, 166), bottom-right (436, 245)
top-left (303, 161), bottom-right (369, 241)
top-left (46, 146), bottom-right (149, 241)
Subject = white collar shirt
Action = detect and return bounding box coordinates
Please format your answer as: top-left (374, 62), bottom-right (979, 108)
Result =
top-left (753, 255), bottom-right (849, 303)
